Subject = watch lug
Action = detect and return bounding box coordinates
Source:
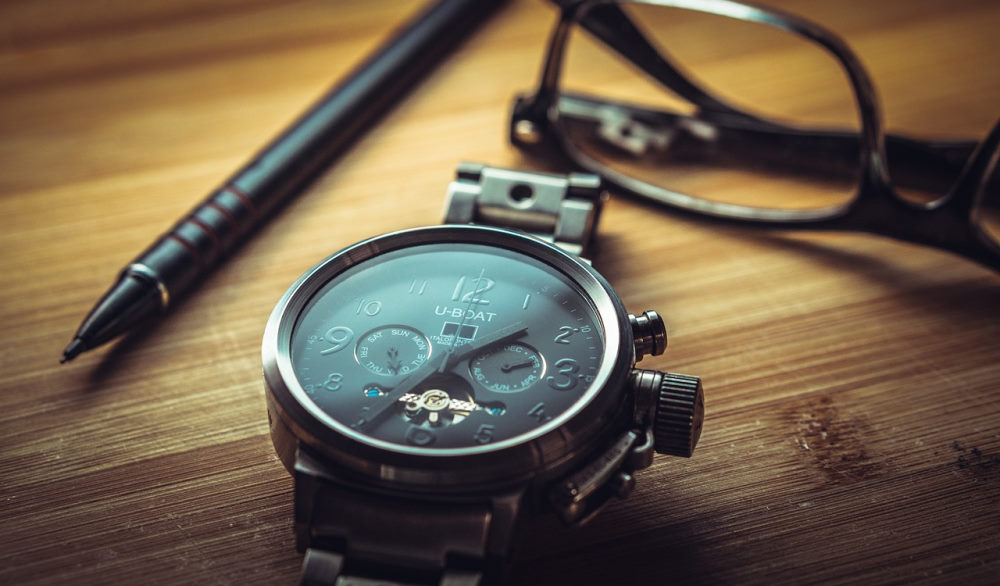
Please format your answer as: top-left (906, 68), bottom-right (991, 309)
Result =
top-left (548, 428), bottom-right (654, 527)
top-left (293, 448), bottom-right (334, 553)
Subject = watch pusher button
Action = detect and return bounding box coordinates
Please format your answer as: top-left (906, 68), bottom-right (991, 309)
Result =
top-left (629, 310), bottom-right (667, 361)
top-left (631, 369), bottom-right (705, 458)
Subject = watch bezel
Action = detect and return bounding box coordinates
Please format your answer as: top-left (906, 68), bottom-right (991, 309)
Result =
top-left (262, 225), bottom-right (635, 490)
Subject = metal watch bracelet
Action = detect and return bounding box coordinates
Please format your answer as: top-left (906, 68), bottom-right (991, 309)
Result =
top-left (444, 163), bottom-right (605, 259)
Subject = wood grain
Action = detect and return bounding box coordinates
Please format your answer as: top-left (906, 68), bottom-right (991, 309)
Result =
top-left (1, 0), bottom-right (998, 584)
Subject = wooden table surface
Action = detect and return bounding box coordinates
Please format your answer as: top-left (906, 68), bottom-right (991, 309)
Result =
top-left (2, 0), bottom-right (998, 583)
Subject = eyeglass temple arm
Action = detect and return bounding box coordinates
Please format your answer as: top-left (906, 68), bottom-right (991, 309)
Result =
top-left (559, 1), bottom-right (753, 121)
top-left (553, 93), bottom-right (975, 193)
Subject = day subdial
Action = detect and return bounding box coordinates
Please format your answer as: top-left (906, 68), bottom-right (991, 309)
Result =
top-left (355, 325), bottom-right (430, 377)
top-left (469, 342), bottom-right (545, 393)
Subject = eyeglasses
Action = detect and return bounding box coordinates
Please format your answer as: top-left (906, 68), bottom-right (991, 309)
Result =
top-left (510, 0), bottom-right (1000, 272)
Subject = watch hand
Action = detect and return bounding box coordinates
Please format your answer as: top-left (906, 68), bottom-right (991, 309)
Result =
top-left (436, 267), bottom-right (488, 374)
top-left (352, 265), bottom-right (484, 432)
top-left (351, 351), bottom-right (448, 430)
top-left (351, 321), bottom-right (528, 431)
top-left (386, 347), bottom-right (401, 374)
top-left (441, 321), bottom-right (528, 372)
top-left (501, 359), bottom-right (535, 373)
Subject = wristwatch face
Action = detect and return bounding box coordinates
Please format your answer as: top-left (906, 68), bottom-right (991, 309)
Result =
top-left (274, 230), bottom-right (619, 455)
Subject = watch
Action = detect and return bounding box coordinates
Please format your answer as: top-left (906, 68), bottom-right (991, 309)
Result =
top-left (262, 164), bottom-right (705, 585)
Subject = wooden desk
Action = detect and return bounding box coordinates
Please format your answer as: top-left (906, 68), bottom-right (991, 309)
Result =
top-left (2, 0), bottom-right (998, 583)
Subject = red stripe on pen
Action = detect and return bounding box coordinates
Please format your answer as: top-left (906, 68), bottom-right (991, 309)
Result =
top-left (187, 216), bottom-right (221, 253)
top-left (168, 233), bottom-right (204, 268)
top-left (224, 184), bottom-right (258, 216)
top-left (206, 200), bottom-right (238, 230)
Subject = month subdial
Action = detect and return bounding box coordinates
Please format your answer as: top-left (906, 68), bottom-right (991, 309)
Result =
top-left (355, 325), bottom-right (430, 377)
top-left (469, 342), bottom-right (545, 393)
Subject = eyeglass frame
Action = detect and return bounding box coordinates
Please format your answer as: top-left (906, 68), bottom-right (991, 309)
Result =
top-left (509, 0), bottom-right (1000, 272)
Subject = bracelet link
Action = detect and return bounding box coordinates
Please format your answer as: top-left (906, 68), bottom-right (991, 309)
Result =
top-left (445, 163), bottom-right (605, 257)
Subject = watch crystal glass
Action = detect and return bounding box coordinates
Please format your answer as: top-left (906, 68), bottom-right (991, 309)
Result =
top-left (288, 242), bottom-right (607, 453)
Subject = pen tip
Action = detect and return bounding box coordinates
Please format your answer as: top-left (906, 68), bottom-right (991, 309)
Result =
top-left (61, 338), bottom-right (86, 364)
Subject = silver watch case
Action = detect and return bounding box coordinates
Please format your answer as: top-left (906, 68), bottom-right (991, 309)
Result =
top-left (262, 224), bottom-right (636, 493)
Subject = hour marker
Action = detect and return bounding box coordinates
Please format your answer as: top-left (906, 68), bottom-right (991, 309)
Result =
top-left (355, 298), bottom-right (382, 316)
top-left (405, 425), bottom-right (436, 446)
top-left (408, 279), bottom-right (428, 295)
top-left (528, 402), bottom-right (551, 422)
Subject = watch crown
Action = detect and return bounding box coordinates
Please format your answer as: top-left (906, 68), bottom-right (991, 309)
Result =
top-left (629, 310), bottom-right (667, 361)
top-left (652, 372), bottom-right (704, 458)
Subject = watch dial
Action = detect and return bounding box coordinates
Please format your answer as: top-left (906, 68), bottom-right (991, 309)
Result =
top-left (288, 242), bottom-right (607, 452)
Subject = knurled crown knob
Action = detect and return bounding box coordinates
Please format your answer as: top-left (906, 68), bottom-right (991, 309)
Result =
top-left (629, 310), bottom-right (667, 361)
top-left (653, 372), bottom-right (704, 458)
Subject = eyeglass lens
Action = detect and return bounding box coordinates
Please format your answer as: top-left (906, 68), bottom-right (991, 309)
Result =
top-left (560, 5), bottom-right (862, 210)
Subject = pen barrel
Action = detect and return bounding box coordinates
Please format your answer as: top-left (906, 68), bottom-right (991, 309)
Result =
top-left (131, 0), bottom-right (509, 302)
top-left (131, 185), bottom-right (257, 296)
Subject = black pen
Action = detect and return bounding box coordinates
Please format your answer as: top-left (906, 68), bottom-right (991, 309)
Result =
top-left (61, 0), bottom-right (509, 363)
